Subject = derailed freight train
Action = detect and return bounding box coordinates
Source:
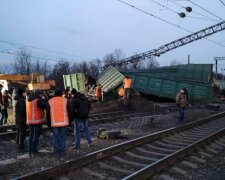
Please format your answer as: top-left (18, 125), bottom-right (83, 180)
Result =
top-left (98, 64), bottom-right (215, 102)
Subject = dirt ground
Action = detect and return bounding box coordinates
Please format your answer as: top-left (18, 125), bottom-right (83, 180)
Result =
top-left (1, 96), bottom-right (225, 179)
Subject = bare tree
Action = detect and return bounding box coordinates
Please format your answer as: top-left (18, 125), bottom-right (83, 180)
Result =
top-left (103, 53), bottom-right (116, 66)
top-left (77, 61), bottom-right (89, 73)
top-left (88, 62), bottom-right (100, 79)
top-left (33, 60), bottom-right (51, 77)
top-left (103, 48), bottom-right (126, 67)
top-left (49, 61), bottom-right (71, 90)
top-left (12, 49), bottom-right (33, 75)
top-left (93, 58), bottom-right (102, 72)
top-left (146, 57), bottom-right (160, 69)
top-left (114, 48), bottom-right (125, 61)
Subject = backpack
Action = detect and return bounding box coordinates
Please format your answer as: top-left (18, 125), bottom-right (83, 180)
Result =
top-left (77, 95), bottom-right (90, 120)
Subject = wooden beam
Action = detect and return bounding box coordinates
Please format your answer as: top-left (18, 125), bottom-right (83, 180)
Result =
top-left (0, 74), bottom-right (30, 81)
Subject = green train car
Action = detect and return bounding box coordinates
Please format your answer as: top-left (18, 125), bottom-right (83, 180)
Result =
top-left (123, 73), bottom-right (214, 102)
top-left (97, 64), bottom-right (215, 102)
top-left (63, 73), bottom-right (86, 94)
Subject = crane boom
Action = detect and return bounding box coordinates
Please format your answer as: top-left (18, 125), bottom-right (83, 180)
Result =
top-left (109, 21), bottom-right (225, 67)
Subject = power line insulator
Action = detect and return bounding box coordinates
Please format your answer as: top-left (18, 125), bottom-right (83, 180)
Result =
top-left (178, 12), bottom-right (186, 18)
top-left (185, 6), bottom-right (192, 13)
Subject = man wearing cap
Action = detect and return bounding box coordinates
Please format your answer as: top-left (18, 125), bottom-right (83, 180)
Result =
top-left (26, 90), bottom-right (47, 156)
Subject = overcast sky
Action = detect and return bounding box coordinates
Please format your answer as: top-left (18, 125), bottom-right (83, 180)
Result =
top-left (0, 0), bottom-right (225, 71)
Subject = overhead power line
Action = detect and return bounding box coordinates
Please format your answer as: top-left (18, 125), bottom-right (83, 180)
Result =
top-left (0, 49), bottom-right (82, 63)
top-left (150, 0), bottom-right (179, 15)
top-left (187, 0), bottom-right (224, 21)
top-left (116, 0), bottom-right (225, 48)
top-left (117, 0), bottom-right (190, 32)
top-left (219, 0), bottom-right (225, 7)
top-left (149, 0), bottom-right (218, 21)
top-left (108, 21), bottom-right (225, 67)
top-left (0, 39), bottom-right (93, 60)
top-left (167, 0), bottom-right (219, 22)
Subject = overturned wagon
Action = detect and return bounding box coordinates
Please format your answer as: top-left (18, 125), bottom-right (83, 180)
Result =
top-left (123, 72), bottom-right (214, 102)
top-left (98, 64), bottom-right (214, 102)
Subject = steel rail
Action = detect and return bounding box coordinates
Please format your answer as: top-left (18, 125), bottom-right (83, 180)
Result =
top-left (0, 112), bottom-right (150, 139)
top-left (123, 128), bottom-right (225, 179)
top-left (0, 111), bottom-right (124, 132)
top-left (16, 111), bottom-right (225, 180)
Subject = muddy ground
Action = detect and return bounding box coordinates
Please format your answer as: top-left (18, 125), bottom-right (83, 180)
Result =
top-left (1, 96), bottom-right (225, 179)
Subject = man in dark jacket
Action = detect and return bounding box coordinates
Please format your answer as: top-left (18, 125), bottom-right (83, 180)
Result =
top-left (70, 88), bottom-right (92, 149)
top-left (14, 89), bottom-right (27, 150)
top-left (26, 90), bottom-right (47, 155)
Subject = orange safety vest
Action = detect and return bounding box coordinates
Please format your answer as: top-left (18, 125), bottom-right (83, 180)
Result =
top-left (48, 97), bottom-right (69, 127)
top-left (95, 86), bottom-right (102, 97)
top-left (118, 88), bottom-right (125, 97)
top-left (123, 78), bottom-right (132, 89)
top-left (26, 99), bottom-right (45, 125)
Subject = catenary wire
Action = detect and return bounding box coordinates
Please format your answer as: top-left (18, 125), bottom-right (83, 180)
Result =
top-left (186, 0), bottom-right (224, 21)
top-left (149, 0), bottom-right (178, 14)
top-left (0, 49), bottom-right (84, 63)
top-left (167, 0), bottom-right (220, 21)
top-left (149, 0), bottom-right (219, 21)
top-left (116, 0), bottom-right (225, 48)
top-left (0, 39), bottom-right (93, 60)
top-left (219, 0), bottom-right (225, 7)
top-left (186, 16), bottom-right (220, 21)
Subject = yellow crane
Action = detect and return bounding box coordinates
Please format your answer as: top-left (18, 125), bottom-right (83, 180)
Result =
top-left (0, 73), bottom-right (55, 91)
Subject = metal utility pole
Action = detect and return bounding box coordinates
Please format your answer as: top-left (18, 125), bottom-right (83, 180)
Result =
top-left (188, 54), bottom-right (190, 64)
top-left (214, 57), bottom-right (225, 80)
top-left (106, 21), bottom-right (225, 68)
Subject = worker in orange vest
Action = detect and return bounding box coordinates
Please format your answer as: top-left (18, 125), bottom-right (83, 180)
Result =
top-left (123, 76), bottom-right (132, 99)
top-left (47, 88), bottom-right (69, 156)
top-left (26, 90), bottom-right (47, 156)
top-left (95, 84), bottom-right (102, 102)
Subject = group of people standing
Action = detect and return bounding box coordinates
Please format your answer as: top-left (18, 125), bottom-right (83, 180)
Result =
top-left (14, 87), bottom-right (92, 157)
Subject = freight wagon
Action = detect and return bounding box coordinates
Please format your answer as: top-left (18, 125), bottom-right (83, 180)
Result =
top-left (123, 64), bottom-right (213, 84)
top-left (97, 64), bottom-right (215, 102)
top-left (123, 72), bottom-right (214, 102)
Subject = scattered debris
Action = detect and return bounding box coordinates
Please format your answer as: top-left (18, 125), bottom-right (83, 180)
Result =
top-left (99, 130), bottom-right (121, 140)
top-left (205, 103), bottom-right (220, 111)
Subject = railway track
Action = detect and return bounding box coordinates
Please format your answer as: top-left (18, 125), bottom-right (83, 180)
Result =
top-left (17, 111), bottom-right (225, 180)
top-left (0, 111), bottom-right (152, 161)
top-left (0, 111), bottom-right (124, 133)
top-left (0, 111), bottom-right (150, 139)
top-left (155, 135), bottom-right (225, 179)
